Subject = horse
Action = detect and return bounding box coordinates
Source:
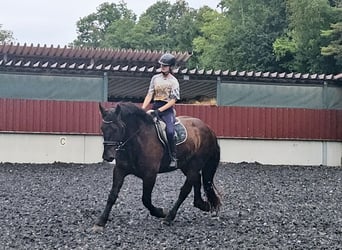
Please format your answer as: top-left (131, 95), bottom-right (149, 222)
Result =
top-left (93, 102), bottom-right (221, 231)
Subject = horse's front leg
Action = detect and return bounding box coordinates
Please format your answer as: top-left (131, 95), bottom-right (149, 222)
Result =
top-left (93, 165), bottom-right (127, 231)
top-left (142, 174), bottom-right (167, 218)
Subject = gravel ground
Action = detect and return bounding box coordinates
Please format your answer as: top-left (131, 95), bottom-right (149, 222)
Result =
top-left (1, 162), bottom-right (342, 249)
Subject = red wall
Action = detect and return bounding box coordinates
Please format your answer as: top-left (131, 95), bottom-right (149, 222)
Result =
top-left (0, 99), bottom-right (101, 135)
top-left (0, 99), bottom-right (341, 141)
top-left (176, 105), bottom-right (342, 140)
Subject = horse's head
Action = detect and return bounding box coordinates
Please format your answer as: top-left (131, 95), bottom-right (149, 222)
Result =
top-left (99, 103), bottom-right (126, 162)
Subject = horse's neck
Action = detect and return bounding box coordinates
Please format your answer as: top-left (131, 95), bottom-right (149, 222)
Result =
top-left (128, 121), bottom-right (157, 143)
top-left (125, 120), bottom-right (150, 138)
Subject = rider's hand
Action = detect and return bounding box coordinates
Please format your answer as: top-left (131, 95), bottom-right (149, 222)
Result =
top-left (150, 109), bottom-right (161, 118)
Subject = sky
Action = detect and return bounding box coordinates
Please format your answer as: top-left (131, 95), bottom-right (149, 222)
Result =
top-left (0, 0), bottom-right (219, 47)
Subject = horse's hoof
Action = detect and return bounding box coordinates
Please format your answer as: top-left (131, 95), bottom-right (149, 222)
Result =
top-left (211, 211), bottom-right (219, 217)
top-left (162, 208), bottom-right (169, 218)
top-left (161, 219), bottom-right (173, 226)
top-left (91, 224), bottom-right (104, 233)
top-left (162, 213), bottom-right (175, 226)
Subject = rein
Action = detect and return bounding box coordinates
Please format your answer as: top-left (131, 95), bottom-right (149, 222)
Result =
top-left (102, 119), bottom-right (141, 151)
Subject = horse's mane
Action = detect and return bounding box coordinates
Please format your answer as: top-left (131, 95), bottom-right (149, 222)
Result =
top-left (115, 102), bottom-right (154, 125)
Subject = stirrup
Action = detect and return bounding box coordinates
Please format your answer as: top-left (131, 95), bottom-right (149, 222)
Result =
top-left (169, 157), bottom-right (177, 169)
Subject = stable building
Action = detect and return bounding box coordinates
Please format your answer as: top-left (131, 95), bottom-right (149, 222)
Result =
top-left (0, 43), bottom-right (341, 166)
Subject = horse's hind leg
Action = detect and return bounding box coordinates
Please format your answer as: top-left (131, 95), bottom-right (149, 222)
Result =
top-left (142, 174), bottom-right (167, 218)
top-left (164, 174), bottom-right (194, 224)
top-left (193, 172), bottom-right (211, 212)
top-left (94, 166), bottom-right (127, 229)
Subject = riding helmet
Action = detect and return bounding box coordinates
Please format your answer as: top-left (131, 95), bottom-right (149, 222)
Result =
top-left (158, 53), bottom-right (176, 66)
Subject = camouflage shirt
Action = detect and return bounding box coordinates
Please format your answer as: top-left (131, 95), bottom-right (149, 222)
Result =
top-left (147, 73), bottom-right (180, 102)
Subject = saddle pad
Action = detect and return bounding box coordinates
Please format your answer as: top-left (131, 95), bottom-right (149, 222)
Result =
top-left (174, 121), bottom-right (187, 145)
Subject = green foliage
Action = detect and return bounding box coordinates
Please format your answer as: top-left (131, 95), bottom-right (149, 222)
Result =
top-left (321, 22), bottom-right (342, 63)
top-left (137, 0), bottom-right (199, 51)
top-left (321, 5), bottom-right (342, 69)
top-left (328, 0), bottom-right (342, 7)
top-left (71, 0), bottom-right (341, 74)
top-left (73, 1), bottom-right (136, 47)
top-left (103, 17), bottom-right (136, 49)
top-left (273, 0), bottom-right (339, 73)
top-left (168, 3), bottom-right (199, 52)
top-left (194, 0), bottom-right (288, 71)
top-left (193, 8), bottom-right (230, 69)
top-left (0, 24), bottom-right (14, 44)
top-left (73, 0), bottom-right (200, 53)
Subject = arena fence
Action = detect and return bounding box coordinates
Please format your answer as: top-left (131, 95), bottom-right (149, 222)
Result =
top-left (0, 99), bottom-right (341, 166)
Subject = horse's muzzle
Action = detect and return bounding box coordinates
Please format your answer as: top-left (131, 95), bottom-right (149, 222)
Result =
top-left (103, 157), bottom-right (115, 162)
top-left (102, 146), bottom-right (117, 162)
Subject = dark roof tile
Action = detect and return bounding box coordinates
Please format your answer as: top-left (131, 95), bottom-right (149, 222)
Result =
top-left (0, 43), bottom-right (187, 67)
top-left (0, 43), bottom-right (340, 84)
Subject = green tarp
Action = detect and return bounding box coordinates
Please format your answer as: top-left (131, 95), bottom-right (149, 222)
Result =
top-left (0, 73), bottom-right (106, 101)
top-left (217, 81), bottom-right (342, 109)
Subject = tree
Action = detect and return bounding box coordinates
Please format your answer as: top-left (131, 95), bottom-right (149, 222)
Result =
top-left (129, 15), bottom-right (163, 50)
top-left (136, 0), bottom-right (199, 52)
top-left (273, 0), bottom-right (337, 73)
top-left (194, 0), bottom-right (288, 71)
top-left (328, 0), bottom-right (342, 7)
top-left (193, 8), bottom-right (230, 69)
top-left (321, 22), bottom-right (342, 67)
top-left (103, 16), bottom-right (137, 49)
top-left (73, 0), bottom-right (199, 53)
top-left (73, 1), bottom-right (136, 48)
top-left (167, 0), bottom-right (199, 52)
top-left (227, 0), bottom-right (287, 71)
top-left (321, 2), bottom-right (342, 69)
top-left (0, 24), bottom-right (14, 44)
top-left (72, 0), bottom-right (340, 73)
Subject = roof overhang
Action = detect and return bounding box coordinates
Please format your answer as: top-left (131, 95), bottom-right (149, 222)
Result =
top-left (1, 43), bottom-right (341, 102)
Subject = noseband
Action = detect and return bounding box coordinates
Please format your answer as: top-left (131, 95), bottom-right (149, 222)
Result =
top-left (102, 119), bottom-right (140, 151)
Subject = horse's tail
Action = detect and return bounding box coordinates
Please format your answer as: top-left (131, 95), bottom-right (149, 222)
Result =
top-left (202, 139), bottom-right (222, 213)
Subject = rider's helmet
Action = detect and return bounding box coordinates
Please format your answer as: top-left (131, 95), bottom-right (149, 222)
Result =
top-left (158, 53), bottom-right (176, 67)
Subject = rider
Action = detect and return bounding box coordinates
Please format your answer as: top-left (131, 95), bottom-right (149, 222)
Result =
top-left (142, 53), bottom-right (180, 169)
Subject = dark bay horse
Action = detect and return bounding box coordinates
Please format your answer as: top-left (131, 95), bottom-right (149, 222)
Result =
top-left (94, 102), bottom-right (221, 230)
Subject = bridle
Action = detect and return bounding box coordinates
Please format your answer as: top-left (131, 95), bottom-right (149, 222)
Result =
top-left (102, 119), bottom-right (141, 151)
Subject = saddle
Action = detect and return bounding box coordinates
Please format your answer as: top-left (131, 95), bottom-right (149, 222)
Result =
top-left (152, 116), bottom-right (187, 148)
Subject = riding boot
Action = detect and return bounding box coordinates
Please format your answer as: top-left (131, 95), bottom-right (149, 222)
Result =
top-left (168, 138), bottom-right (177, 169)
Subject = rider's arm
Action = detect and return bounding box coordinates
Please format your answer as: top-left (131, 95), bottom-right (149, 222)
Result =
top-left (158, 99), bottom-right (176, 112)
top-left (142, 93), bottom-right (153, 110)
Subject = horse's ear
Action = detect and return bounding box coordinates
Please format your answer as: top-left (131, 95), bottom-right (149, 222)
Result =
top-left (115, 104), bottom-right (122, 119)
top-left (99, 103), bottom-right (106, 117)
